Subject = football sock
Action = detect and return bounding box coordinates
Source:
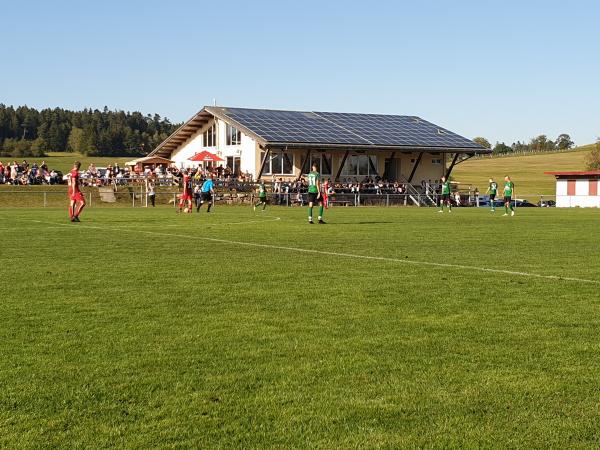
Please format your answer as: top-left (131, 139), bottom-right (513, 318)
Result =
top-left (308, 206), bottom-right (313, 220)
top-left (505, 205), bottom-right (508, 214)
top-left (319, 205), bottom-right (324, 217)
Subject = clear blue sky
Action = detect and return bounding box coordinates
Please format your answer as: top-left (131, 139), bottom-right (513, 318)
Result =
top-left (1, 0), bottom-right (598, 146)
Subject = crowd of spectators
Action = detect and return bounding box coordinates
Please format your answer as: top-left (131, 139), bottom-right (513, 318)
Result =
top-left (80, 163), bottom-right (255, 187)
top-left (0, 159), bottom-right (454, 201)
top-left (0, 160), bottom-right (62, 185)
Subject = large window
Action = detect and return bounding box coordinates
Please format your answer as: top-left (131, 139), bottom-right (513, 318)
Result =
top-left (260, 151), bottom-right (294, 175)
top-left (203, 125), bottom-right (216, 147)
top-left (307, 153), bottom-right (332, 175)
top-left (226, 124), bottom-right (241, 146)
top-left (341, 155), bottom-right (378, 176)
top-left (226, 156), bottom-right (241, 176)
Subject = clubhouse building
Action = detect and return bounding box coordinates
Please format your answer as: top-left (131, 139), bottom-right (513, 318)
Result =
top-left (149, 106), bottom-right (489, 183)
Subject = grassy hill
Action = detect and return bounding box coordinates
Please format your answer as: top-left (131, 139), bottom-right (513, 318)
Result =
top-left (8, 152), bottom-right (135, 174)
top-left (452, 144), bottom-right (595, 196)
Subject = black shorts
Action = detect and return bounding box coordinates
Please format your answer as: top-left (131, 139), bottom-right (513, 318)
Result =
top-left (201, 192), bottom-right (212, 202)
top-left (442, 193), bottom-right (450, 201)
top-left (489, 194), bottom-right (496, 201)
top-left (308, 192), bottom-right (321, 204)
top-left (504, 196), bottom-right (512, 203)
top-left (258, 195), bottom-right (267, 202)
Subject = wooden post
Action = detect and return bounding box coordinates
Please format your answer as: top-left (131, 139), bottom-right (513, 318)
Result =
top-left (445, 153), bottom-right (461, 179)
top-left (256, 148), bottom-right (271, 180)
top-left (335, 150), bottom-right (350, 182)
top-left (407, 152), bottom-right (423, 183)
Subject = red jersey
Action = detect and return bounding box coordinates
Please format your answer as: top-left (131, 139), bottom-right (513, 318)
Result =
top-left (69, 169), bottom-right (81, 194)
top-left (68, 168), bottom-right (84, 202)
top-left (181, 174), bottom-right (192, 201)
top-left (183, 174), bottom-right (192, 193)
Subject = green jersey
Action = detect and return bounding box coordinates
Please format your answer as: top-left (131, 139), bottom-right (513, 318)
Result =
top-left (489, 181), bottom-right (498, 194)
top-left (308, 171), bottom-right (320, 194)
top-left (441, 181), bottom-right (451, 195)
top-left (258, 184), bottom-right (266, 198)
top-left (504, 181), bottom-right (514, 196)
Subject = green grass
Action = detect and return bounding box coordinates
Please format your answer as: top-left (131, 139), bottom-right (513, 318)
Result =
top-left (453, 145), bottom-right (595, 196)
top-left (1, 205), bottom-right (600, 448)
top-left (9, 152), bottom-right (133, 173)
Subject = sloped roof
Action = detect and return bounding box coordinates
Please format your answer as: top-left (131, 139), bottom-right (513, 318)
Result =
top-left (150, 106), bottom-right (488, 157)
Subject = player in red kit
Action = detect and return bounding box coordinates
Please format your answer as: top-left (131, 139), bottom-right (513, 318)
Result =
top-left (178, 169), bottom-right (193, 213)
top-left (68, 161), bottom-right (86, 222)
top-left (322, 179), bottom-right (330, 209)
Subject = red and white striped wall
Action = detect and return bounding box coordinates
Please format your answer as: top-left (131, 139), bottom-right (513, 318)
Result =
top-left (545, 171), bottom-right (600, 208)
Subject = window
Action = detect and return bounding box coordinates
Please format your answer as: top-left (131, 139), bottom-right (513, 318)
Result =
top-left (589, 180), bottom-right (598, 196)
top-left (567, 180), bottom-right (576, 196)
top-left (341, 155), bottom-right (378, 176)
top-left (226, 124), bottom-right (241, 146)
top-left (307, 153), bottom-right (332, 175)
top-left (203, 125), bottom-right (216, 147)
top-left (226, 156), bottom-right (241, 176)
top-left (432, 158), bottom-right (442, 165)
top-left (260, 151), bottom-right (294, 175)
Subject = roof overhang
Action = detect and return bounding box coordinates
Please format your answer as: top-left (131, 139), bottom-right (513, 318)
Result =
top-left (545, 171), bottom-right (600, 178)
top-left (148, 108), bottom-right (213, 158)
top-left (262, 141), bottom-right (490, 154)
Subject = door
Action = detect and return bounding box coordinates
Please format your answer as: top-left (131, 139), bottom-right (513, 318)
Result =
top-left (384, 158), bottom-right (399, 181)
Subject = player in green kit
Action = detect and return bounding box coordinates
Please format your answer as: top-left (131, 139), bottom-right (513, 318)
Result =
top-left (503, 175), bottom-right (515, 216)
top-left (254, 181), bottom-right (267, 211)
top-left (307, 163), bottom-right (325, 224)
top-left (438, 176), bottom-right (452, 212)
top-left (486, 178), bottom-right (498, 212)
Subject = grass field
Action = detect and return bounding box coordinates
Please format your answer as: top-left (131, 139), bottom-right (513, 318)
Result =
top-left (453, 145), bottom-right (595, 196)
top-left (20, 152), bottom-right (133, 173)
top-left (1, 205), bottom-right (600, 448)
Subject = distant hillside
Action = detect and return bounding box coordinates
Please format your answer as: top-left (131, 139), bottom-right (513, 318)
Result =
top-left (452, 144), bottom-right (595, 196)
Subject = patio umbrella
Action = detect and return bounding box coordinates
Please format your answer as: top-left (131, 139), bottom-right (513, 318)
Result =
top-left (188, 151), bottom-right (224, 162)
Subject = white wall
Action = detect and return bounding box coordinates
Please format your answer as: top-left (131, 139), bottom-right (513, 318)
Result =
top-left (555, 178), bottom-right (600, 207)
top-left (170, 117), bottom-right (257, 173)
top-left (171, 130), bottom-right (205, 168)
top-left (556, 179), bottom-right (567, 196)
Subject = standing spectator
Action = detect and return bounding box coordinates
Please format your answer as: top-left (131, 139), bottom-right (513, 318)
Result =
top-left (0, 161), bottom-right (4, 184)
top-left (146, 179), bottom-right (156, 207)
top-left (454, 191), bottom-right (461, 206)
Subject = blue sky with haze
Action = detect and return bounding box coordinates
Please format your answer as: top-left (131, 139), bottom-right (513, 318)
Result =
top-left (1, 0), bottom-right (598, 145)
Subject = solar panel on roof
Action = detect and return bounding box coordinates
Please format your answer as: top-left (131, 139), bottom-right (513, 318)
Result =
top-left (213, 107), bottom-right (482, 149)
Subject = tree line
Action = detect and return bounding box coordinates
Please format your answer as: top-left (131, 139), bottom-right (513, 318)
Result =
top-left (0, 105), bottom-right (180, 158)
top-left (473, 134), bottom-right (575, 155)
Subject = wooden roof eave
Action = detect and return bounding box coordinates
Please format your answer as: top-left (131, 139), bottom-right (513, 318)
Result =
top-left (148, 108), bottom-right (213, 156)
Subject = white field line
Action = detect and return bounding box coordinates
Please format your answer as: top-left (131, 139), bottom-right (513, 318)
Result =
top-left (17, 218), bottom-right (600, 285)
top-left (158, 217), bottom-right (281, 226)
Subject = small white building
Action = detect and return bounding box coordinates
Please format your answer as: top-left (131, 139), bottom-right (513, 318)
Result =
top-left (545, 171), bottom-right (600, 207)
top-left (149, 106), bottom-right (489, 183)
